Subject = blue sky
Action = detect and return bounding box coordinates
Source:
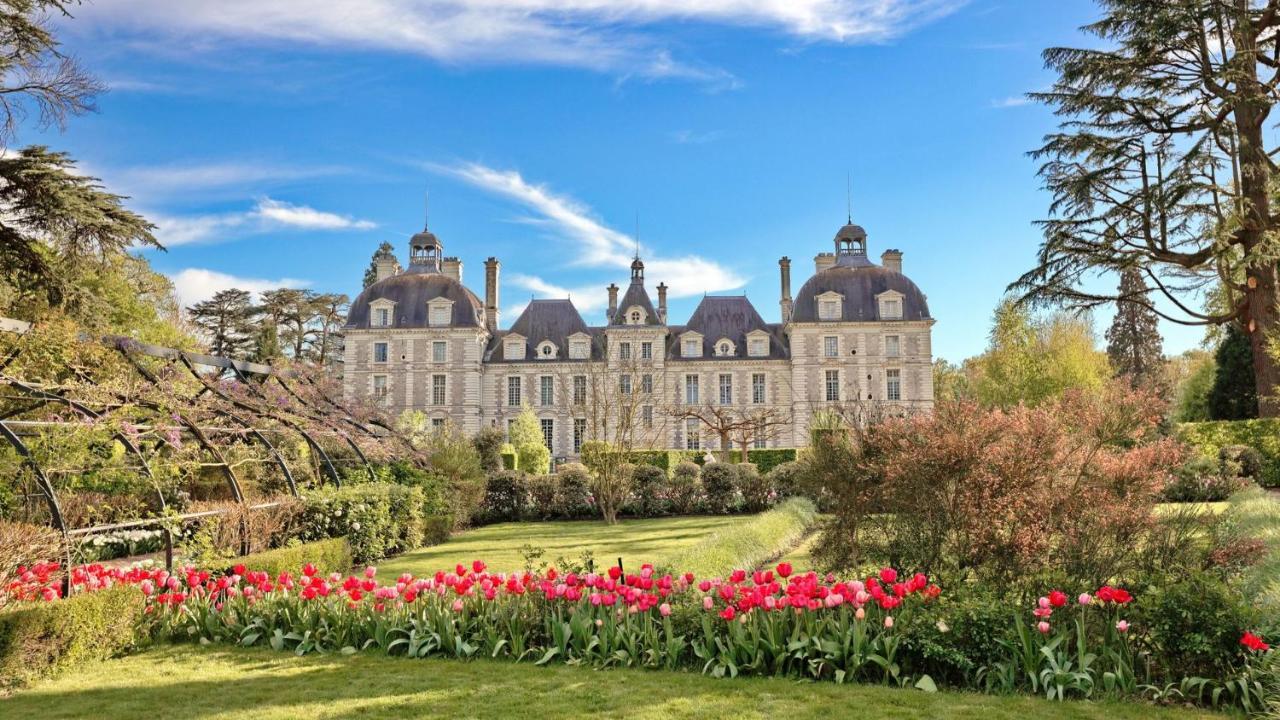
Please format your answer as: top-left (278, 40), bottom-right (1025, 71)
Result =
top-left (34, 0), bottom-right (1206, 362)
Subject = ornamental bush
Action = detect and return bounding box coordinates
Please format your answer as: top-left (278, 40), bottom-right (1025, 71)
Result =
top-left (700, 463), bottom-right (739, 514)
top-left (298, 483), bottom-right (435, 564)
top-left (553, 463), bottom-right (593, 519)
top-left (477, 470), bottom-right (528, 524)
top-left (629, 464), bottom-right (669, 517)
top-left (230, 538), bottom-right (353, 578)
top-left (737, 463), bottom-right (773, 512)
top-left (1136, 571), bottom-right (1254, 680)
top-left (1163, 456), bottom-right (1246, 503)
top-left (1179, 419), bottom-right (1280, 488)
top-left (767, 461), bottom-right (802, 500)
top-left (669, 461), bottom-right (702, 514)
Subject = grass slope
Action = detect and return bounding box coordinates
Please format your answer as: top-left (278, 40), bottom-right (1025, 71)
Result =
top-left (378, 515), bottom-right (742, 578)
top-left (0, 645), bottom-right (1220, 720)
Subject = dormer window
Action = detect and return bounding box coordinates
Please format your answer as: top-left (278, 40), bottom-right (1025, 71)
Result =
top-left (625, 306), bottom-right (646, 325)
top-left (682, 338), bottom-right (700, 358)
top-left (504, 335), bottom-right (526, 361)
top-left (375, 308), bottom-right (390, 326)
top-left (816, 291), bottom-right (844, 321)
top-left (427, 298), bottom-right (454, 327)
top-left (537, 341), bottom-right (558, 359)
top-left (370, 299), bottom-right (396, 327)
top-left (876, 290), bottom-right (904, 320)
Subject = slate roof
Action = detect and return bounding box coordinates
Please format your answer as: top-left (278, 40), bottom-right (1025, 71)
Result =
top-left (668, 295), bottom-right (788, 360)
top-left (484, 299), bottom-right (604, 362)
top-left (346, 266), bottom-right (485, 329)
top-left (612, 280), bottom-right (661, 326)
top-left (792, 263), bottom-right (931, 323)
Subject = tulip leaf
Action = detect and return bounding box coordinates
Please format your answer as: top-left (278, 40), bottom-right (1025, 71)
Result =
top-left (914, 675), bottom-right (937, 693)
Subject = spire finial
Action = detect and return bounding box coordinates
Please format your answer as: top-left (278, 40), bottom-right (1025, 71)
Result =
top-left (845, 171), bottom-right (852, 224)
top-left (634, 211), bottom-right (640, 260)
top-left (424, 189), bottom-right (430, 230)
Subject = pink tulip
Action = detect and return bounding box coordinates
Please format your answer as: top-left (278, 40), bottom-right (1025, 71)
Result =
top-left (451, 599), bottom-right (464, 613)
top-left (703, 596), bottom-right (714, 610)
top-left (1038, 596), bottom-right (1050, 609)
top-left (884, 616), bottom-right (894, 628)
top-left (855, 607), bottom-right (865, 620)
top-left (659, 603), bottom-right (671, 617)
top-left (1115, 620), bottom-right (1129, 633)
top-left (1037, 621), bottom-right (1051, 634)
top-left (1078, 593), bottom-right (1092, 606)
top-left (364, 566), bottom-right (377, 579)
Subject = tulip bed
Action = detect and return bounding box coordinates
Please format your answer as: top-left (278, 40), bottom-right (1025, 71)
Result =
top-left (4, 554), bottom-right (1274, 714)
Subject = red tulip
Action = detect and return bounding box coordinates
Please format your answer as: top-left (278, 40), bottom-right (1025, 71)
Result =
top-left (879, 568), bottom-right (897, 584)
top-left (1242, 631), bottom-right (1270, 652)
top-left (1048, 590), bottom-right (1067, 608)
top-left (776, 562), bottom-right (793, 578)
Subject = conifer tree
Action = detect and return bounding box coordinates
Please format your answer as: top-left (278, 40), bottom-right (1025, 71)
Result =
top-left (1208, 324), bottom-right (1258, 420)
top-left (188, 289), bottom-right (258, 359)
top-left (1105, 268), bottom-right (1165, 389)
top-left (363, 241), bottom-right (397, 288)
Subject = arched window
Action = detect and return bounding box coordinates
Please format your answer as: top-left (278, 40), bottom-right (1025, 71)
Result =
top-left (631, 311), bottom-right (640, 324)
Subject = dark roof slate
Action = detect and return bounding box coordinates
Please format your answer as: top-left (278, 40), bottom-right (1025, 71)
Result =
top-left (484, 299), bottom-right (602, 362)
top-left (792, 264), bottom-right (930, 323)
top-left (612, 281), bottom-right (662, 326)
top-left (346, 268), bottom-right (484, 329)
top-left (667, 296), bottom-right (788, 360)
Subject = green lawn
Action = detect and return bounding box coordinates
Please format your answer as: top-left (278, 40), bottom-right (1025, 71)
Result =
top-left (0, 645), bottom-right (1221, 720)
top-left (379, 515), bottom-right (744, 578)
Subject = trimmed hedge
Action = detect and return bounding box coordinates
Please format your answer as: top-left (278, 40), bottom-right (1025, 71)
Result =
top-left (725, 448), bottom-right (799, 475)
top-left (1179, 420), bottom-right (1280, 487)
top-left (0, 585), bottom-right (144, 690)
top-left (299, 483), bottom-right (451, 563)
top-left (230, 538), bottom-right (353, 577)
top-left (660, 497), bottom-right (817, 579)
top-left (625, 450), bottom-right (705, 476)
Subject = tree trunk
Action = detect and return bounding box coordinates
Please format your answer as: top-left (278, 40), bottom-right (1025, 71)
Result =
top-left (1231, 7), bottom-right (1279, 416)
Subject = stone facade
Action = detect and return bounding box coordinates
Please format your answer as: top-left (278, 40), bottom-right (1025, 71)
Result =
top-left (343, 219), bottom-right (935, 459)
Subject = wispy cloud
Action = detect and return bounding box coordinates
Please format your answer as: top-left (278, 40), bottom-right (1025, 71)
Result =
top-left (991, 95), bottom-right (1031, 109)
top-left (91, 161), bottom-right (348, 200)
top-left (669, 129), bottom-right (725, 145)
top-left (151, 197), bottom-right (377, 246)
top-left (168, 267), bottom-right (310, 307)
top-left (427, 160), bottom-right (746, 303)
top-left (71, 1), bottom-right (968, 86)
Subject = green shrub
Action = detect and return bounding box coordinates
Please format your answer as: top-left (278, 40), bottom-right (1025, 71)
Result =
top-left (726, 448), bottom-right (798, 475)
top-left (1179, 420), bottom-right (1280, 487)
top-left (736, 463), bottom-right (772, 512)
top-left (553, 464), bottom-right (592, 519)
top-left (669, 461), bottom-right (702, 514)
top-left (421, 515), bottom-right (452, 545)
top-left (1163, 456), bottom-right (1246, 503)
top-left (1220, 444), bottom-right (1264, 483)
top-left (629, 464), bottom-right (668, 516)
top-left (700, 463), bottom-right (740, 514)
top-left (661, 497), bottom-right (816, 579)
top-left (1136, 570), bottom-right (1253, 679)
top-left (525, 474), bottom-right (558, 520)
top-left (478, 470), bottom-right (528, 524)
top-left (230, 537), bottom-right (353, 577)
top-left (900, 588), bottom-right (1012, 687)
top-left (767, 461), bottom-right (802, 500)
top-left (500, 451), bottom-right (519, 470)
top-left (473, 427), bottom-right (505, 473)
top-left (0, 585), bottom-right (144, 689)
top-left (299, 483), bottom-right (430, 563)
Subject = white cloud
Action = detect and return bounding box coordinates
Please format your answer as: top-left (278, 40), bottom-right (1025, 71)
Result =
top-left (429, 160), bottom-right (746, 300)
top-left (93, 161), bottom-right (347, 200)
top-left (991, 95), bottom-right (1031, 108)
top-left (70, 1), bottom-right (967, 85)
top-left (168, 267), bottom-right (310, 307)
top-left (151, 197), bottom-right (377, 246)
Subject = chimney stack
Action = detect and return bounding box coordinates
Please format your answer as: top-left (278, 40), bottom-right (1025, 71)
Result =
top-left (484, 257), bottom-right (500, 333)
top-left (442, 257), bottom-right (463, 282)
top-left (881, 249), bottom-right (903, 274)
top-left (814, 253), bottom-right (836, 274)
top-left (374, 254), bottom-right (400, 283)
top-left (656, 282), bottom-right (668, 324)
top-left (779, 257), bottom-right (793, 322)
top-left (607, 283), bottom-right (619, 322)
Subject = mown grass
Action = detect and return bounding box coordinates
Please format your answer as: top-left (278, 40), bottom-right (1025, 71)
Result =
top-left (1224, 487), bottom-right (1280, 611)
top-left (0, 644), bottom-right (1221, 720)
top-left (661, 498), bottom-right (817, 577)
top-left (378, 515), bottom-right (743, 578)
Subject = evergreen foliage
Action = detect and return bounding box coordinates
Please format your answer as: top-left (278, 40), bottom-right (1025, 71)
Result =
top-left (508, 405), bottom-right (550, 475)
top-left (1208, 325), bottom-right (1258, 420)
top-left (1105, 268), bottom-right (1165, 390)
top-left (187, 288), bottom-right (258, 359)
top-left (363, 241), bottom-right (397, 288)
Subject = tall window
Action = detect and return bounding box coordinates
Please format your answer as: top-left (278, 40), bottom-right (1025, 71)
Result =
top-left (619, 374), bottom-right (632, 395)
top-left (825, 370), bottom-right (840, 402)
top-left (641, 373), bottom-right (653, 394)
top-left (569, 341), bottom-right (588, 360)
top-left (619, 342), bottom-right (632, 360)
top-left (573, 418), bottom-right (586, 453)
top-left (749, 338), bottom-right (767, 357)
top-left (683, 339), bottom-right (700, 357)
top-left (719, 373), bottom-right (733, 405)
top-left (572, 375), bottom-right (587, 405)
top-left (886, 335), bottom-right (900, 358)
top-left (373, 375), bottom-right (388, 399)
top-left (432, 340), bottom-right (447, 363)
top-left (881, 299), bottom-right (902, 320)
top-left (373, 342), bottom-right (388, 363)
top-left (752, 373), bottom-right (766, 404)
top-left (886, 369), bottom-right (902, 401)
top-left (685, 419), bottom-right (701, 450)
top-left (685, 374), bottom-right (699, 404)
top-left (507, 376), bottom-right (521, 406)
top-left (431, 374), bottom-right (446, 406)
top-left (819, 300), bottom-right (839, 320)
top-left (754, 424), bottom-right (767, 449)
top-left (641, 342), bottom-right (653, 360)
top-left (540, 419), bottom-right (554, 451)
top-left (374, 308), bottom-right (390, 326)
top-left (642, 405), bottom-right (653, 428)
top-left (540, 376), bottom-right (554, 406)
top-left (823, 336), bottom-right (838, 358)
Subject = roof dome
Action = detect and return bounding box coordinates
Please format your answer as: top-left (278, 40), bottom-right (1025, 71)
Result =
top-left (793, 221), bottom-right (930, 323)
top-left (346, 271), bottom-right (484, 329)
top-left (835, 222), bottom-right (867, 243)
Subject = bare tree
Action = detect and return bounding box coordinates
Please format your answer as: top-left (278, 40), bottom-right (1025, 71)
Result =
top-left (0, 2), bottom-right (104, 145)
